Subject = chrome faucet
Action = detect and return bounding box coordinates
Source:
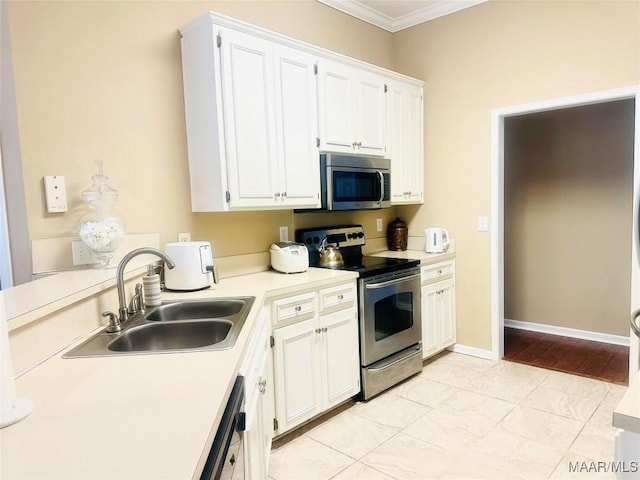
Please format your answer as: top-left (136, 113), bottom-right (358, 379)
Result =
top-left (110, 248), bottom-right (176, 330)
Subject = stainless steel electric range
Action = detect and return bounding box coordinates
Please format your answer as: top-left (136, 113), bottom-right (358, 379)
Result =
top-left (296, 225), bottom-right (423, 400)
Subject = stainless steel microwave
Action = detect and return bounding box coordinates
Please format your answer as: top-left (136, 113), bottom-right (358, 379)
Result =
top-left (320, 153), bottom-right (391, 210)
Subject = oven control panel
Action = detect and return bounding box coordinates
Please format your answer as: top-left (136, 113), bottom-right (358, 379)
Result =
top-left (295, 225), bottom-right (365, 253)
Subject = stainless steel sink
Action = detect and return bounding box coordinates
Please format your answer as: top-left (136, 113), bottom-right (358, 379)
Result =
top-left (145, 299), bottom-right (245, 322)
top-left (63, 296), bottom-right (255, 358)
top-left (108, 320), bottom-right (233, 352)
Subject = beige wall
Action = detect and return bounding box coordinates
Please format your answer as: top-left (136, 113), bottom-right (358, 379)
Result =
top-left (5, 0), bottom-right (393, 259)
top-left (392, 0), bottom-right (639, 350)
top-left (504, 100), bottom-right (635, 337)
top-left (6, 0), bottom-right (640, 349)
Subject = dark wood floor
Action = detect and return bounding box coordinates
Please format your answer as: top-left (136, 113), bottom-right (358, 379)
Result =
top-left (503, 327), bottom-right (629, 385)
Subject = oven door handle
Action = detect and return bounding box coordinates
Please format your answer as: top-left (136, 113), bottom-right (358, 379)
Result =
top-left (365, 273), bottom-right (421, 289)
top-left (367, 345), bottom-right (422, 372)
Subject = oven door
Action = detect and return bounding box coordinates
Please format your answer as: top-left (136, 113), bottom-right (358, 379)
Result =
top-left (359, 267), bottom-right (422, 366)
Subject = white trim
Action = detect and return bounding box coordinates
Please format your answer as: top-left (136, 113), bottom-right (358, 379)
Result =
top-left (448, 343), bottom-right (496, 360)
top-left (316, 0), bottom-right (488, 33)
top-left (504, 318), bottom-right (630, 347)
top-left (491, 85), bottom-right (640, 362)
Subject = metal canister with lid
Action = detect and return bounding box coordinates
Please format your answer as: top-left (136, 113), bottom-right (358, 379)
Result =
top-left (387, 217), bottom-right (408, 251)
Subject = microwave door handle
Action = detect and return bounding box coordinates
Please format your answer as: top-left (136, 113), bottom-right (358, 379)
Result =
top-left (377, 170), bottom-right (384, 203)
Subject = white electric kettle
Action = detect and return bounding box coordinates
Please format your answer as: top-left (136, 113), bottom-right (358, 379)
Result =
top-left (425, 228), bottom-right (450, 253)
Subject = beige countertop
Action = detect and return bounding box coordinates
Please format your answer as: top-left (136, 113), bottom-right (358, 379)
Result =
top-left (370, 248), bottom-right (456, 265)
top-left (0, 267), bottom-right (357, 480)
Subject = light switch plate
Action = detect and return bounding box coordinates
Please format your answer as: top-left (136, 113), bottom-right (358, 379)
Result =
top-left (478, 216), bottom-right (489, 232)
top-left (43, 175), bottom-right (68, 213)
top-left (376, 218), bottom-right (383, 232)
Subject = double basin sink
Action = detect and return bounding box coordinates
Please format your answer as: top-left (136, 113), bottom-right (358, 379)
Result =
top-left (63, 296), bottom-right (255, 358)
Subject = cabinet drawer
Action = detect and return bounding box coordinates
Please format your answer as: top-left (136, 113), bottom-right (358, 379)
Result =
top-left (272, 291), bottom-right (317, 327)
top-left (319, 282), bottom-right (356, 314)
top-left (421, 261), bottom-right (454, 283)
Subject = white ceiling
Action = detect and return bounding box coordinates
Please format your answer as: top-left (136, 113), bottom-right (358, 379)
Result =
top-left (317, 0), bottom-right (488, 32)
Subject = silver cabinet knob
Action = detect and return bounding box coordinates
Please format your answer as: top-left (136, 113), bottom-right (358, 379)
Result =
top-left (294, 305), bottom-right (302, 312)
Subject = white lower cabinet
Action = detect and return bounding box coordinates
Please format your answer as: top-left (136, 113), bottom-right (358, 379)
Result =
top-left (240, 308), bottom-right (273, 479)
top-left (271, 281), bottom-right (359, 436)
top-left (421, 261), bottom-right (456, 359)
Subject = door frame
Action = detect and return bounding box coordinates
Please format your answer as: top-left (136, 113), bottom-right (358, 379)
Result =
top-left (490, 86), bottom-right (640, 369)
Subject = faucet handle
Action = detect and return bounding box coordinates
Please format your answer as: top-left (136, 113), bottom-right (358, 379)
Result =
top-left (102, 311), bottom-right (122, 334)
top-left (128, 283), bottom-right (144, 315)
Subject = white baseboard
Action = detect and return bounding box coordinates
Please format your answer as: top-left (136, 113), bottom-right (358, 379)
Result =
top-left (504, 318), bottom-right (630, 347)
top-left (448, 343), bottom-right (497, 360)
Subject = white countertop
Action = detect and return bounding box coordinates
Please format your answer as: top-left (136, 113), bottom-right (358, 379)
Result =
top-left (370, 248), bottom-right (456, 265)
top-left (0, 267), bottom-right (357, 480)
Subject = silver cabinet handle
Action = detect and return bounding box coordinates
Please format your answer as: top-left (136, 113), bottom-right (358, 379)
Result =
top-left (337, 294), bottom-right (344, 300)
top-left (282, 192), bottom-right (287, 197)
top-left (294, 305), bottom-right (302, 312)
top-left (631, 308), bottom-right (640, 338)
top-left (315, 328), bottom-right (321, 334)
top-left (322, 327), bottom-right (328, 333)
top-left (274, 192), bottom-right (281, 198)
top-left (258, 378), bottom-right (267, 394)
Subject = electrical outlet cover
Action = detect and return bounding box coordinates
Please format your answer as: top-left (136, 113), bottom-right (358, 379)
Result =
top-left (71, 241), bottom-right (100, 266)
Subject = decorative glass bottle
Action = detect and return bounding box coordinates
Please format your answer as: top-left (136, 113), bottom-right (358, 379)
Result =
top-left (78, 162), bottom-right (126, 267)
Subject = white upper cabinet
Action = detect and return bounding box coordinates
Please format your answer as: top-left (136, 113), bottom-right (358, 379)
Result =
top-left (180, 11), bottom-right (423, 211)
top-left (220, 28), bottom-right (279, 209)
top-left (273, 45), bottom-right (320, 207)
top-left (180, 21), bottom-right (320, 211)
top-left (317, 59), bottom-right (387, 157)
top-left (387, 80), bottom-right (424, 204)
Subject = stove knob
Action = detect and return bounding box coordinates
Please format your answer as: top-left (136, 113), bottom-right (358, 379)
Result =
top-left (305, 238), bottom-right (313, 245)
top-left (357, 232), bottom-right (364, 238)
top-left (313, 236), bottom-right (320, 244)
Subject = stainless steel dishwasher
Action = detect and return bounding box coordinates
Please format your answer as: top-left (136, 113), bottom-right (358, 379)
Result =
top-left (200, 376), bottom-right (245, 480)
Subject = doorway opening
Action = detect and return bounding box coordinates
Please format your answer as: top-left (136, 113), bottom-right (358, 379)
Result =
top-left (491, 86), bottom-right (640, 380)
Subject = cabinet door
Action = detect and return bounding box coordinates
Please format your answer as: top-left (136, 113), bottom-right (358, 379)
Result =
top-left (404, 86), bottom-right (424, 203)
top-left (421, 282), bottom-right (440, 359)
top-left (387, 83), bottom-right (407, 202)
top-left (317, 59), bottom-right (356, 153)
top-left (273, 45), bottom-right (320, 208)
top-left (389, 82), bottom-right (423, 204)
top-left (244, 390), bottom-right (266, 480)
top-left (439, 278), bottom-right (456, 348)
top-left (355, 71), bottom-right (386, 156)
top-left (320, 309), bottom-right (360, 408)
top-left (272, 318), bottom-right (322, 434)
top-left (219, 28), bottom-right (279, 208)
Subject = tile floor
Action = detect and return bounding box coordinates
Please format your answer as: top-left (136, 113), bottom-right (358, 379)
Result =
top-left (268, 352), bottom-right (628, 480)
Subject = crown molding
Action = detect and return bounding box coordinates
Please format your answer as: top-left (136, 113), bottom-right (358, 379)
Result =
top-left (317, 0), bottom-right (488, 32)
